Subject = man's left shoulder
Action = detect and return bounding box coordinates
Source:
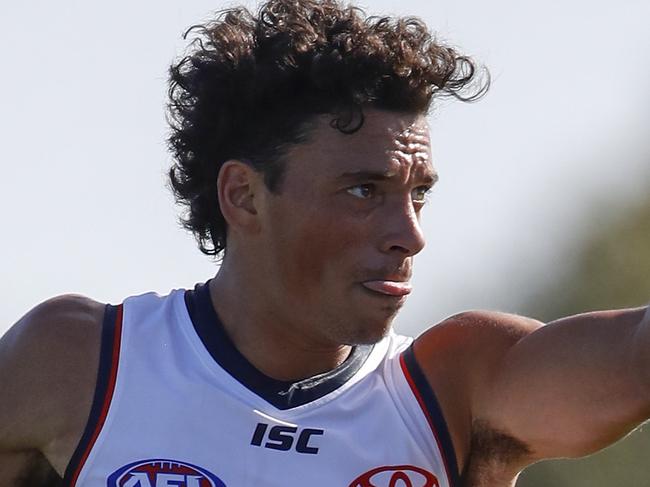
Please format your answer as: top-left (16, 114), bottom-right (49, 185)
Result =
top-left (414, 310), bottom-right (543, 366)
top-left (412, 309), bottom-right (545, 402)
top-left (408, 311), bottom-right (544, 473)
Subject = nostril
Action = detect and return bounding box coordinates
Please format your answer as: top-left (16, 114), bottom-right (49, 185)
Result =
top-left (382, 221), bottom-right (425, 257)
top-left (390, 244), bottom-right (414, 255)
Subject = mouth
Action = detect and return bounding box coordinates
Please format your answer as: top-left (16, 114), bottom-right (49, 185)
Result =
top-left (361, 280), bottom-right (412, 297)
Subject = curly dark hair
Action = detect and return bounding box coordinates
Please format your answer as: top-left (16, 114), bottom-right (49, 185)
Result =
top-left (167, 0), bottom-right (488, 258)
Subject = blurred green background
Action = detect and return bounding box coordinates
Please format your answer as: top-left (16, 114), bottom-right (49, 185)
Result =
top-left (516, 193), bottom-right (650, 486)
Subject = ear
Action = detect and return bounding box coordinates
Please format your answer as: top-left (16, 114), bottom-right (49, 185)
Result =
top-left (217, 160), bottom-right (263, 234)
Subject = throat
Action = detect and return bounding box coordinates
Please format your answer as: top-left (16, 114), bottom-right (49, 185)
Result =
top-left (208, 262), bottom-right (358, 381)
top-left (235, 340), bottom-right (354, 382)
top-left (184, 280), bottom-right (374, 409)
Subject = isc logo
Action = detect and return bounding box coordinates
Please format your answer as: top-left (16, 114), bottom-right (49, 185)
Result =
top-left (250, 422), bottom-right (324, 454)
top-left (107, 459), bottom-right (226, 487)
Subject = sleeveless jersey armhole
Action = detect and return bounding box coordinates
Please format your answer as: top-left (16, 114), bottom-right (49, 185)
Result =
top-left (400, 344), bottom-right (461, 487)
top-left (63, 303), bottom-right (123, 487)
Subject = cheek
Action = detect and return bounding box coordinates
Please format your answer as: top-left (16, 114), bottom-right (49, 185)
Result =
top-left (282, 213), bottom-right (363, 299)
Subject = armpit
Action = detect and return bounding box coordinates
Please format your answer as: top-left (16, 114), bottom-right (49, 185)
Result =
top-left (7, 450), bottom-right (62, 487)
top-left (460, 420), bottom-right (532, 487)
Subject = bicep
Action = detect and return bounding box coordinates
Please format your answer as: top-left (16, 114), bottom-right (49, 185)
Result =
top-left (0, 306), bottom-right (55, 451)
top-left (0, 295), bottom-right (104, 466)
top-left (475, 308), bottom-right (650, 461)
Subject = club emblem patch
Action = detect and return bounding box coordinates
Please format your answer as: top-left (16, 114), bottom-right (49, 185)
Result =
top-left (107, 459), bottom-right (226, 487)
top-left (349, 465), bottom-right (439, 487)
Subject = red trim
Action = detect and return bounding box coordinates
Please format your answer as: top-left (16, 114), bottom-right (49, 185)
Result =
top-left (69, 304), bottom-right (123, 486)
top-left (399, 352), bottom-right (455, 486)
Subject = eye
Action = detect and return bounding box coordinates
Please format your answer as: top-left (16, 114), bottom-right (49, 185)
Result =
top-left (346, 184), bottom-right (375, 199)
top-left (411, 186), bottom-right (432, 204)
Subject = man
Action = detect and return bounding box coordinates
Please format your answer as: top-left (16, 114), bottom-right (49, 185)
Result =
top-left (1, 0), bottom-right (648, 486)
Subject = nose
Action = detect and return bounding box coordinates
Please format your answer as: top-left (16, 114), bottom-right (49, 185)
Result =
top-left (379, 198), bottom-right (426, 256)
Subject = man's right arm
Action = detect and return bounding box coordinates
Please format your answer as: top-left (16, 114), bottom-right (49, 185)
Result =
top-left (0, 295), bottom-right (105, 485)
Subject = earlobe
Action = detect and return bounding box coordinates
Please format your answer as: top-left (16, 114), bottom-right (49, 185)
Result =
top-left (217, 160), bottom-right (261, 232)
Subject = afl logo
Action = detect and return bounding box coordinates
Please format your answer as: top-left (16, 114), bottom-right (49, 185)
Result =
top-left (349, 465), bottom-right (439, 487)
top-left (107, 459), bottom-right (226, 487)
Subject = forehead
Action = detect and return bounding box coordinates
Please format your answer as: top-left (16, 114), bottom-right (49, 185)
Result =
top-left (285, 109), bottom-right (435, 181)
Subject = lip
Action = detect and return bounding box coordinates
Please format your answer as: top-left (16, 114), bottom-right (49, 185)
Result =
top-left (361, 280), bottom-right (412, 297)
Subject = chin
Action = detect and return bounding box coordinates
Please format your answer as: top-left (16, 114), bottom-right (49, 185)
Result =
top-left (340, 316), bottom-right (395, 346)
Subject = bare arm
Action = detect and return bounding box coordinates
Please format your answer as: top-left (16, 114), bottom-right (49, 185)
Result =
top-left (0, 295), bottom-right (104, 485)
top-left (474, 306), bottom-right (650, 460)
top-left (415, 304), bottom-right (650, 482)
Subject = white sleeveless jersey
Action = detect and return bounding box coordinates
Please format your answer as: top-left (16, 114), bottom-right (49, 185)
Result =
top-left (62, 282), bottom-right (460, 487)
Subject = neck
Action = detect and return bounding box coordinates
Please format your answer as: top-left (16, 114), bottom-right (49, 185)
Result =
top-left (209, 262), bottom-right (352, 381)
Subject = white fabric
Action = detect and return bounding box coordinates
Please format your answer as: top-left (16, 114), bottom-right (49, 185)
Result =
top-left (74, 289), bottom-right (452, 487)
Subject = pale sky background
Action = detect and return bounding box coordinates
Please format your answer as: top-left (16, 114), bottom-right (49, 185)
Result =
top-left (1, 0), bottom-right (649, 337)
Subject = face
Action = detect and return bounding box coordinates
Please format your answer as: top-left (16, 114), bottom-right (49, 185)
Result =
top-left (255, 109), bottom-right (437, 346)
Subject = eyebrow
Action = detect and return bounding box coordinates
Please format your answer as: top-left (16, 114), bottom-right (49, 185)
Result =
top-left (337, 170), bottom-right (439, 185)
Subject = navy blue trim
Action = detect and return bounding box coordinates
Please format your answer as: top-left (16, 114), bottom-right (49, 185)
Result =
top-left (62, 304), bottom-right (118, 485)
top-left (402, 345), bottom-right (460, 487)
top-left (184, 281), bottom-right (374, 410)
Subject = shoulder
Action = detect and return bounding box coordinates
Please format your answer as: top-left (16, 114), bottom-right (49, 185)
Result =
top-left (5, 294), bottom-right (106, 350)
top-left (414, 310), bottom-right (543, 378)
top-left (417, 309), bottom-right (542, 347)
top-left (0, 295), bottom-right (105, 462)
top-left (410, 310), bottom-right (544, 473)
